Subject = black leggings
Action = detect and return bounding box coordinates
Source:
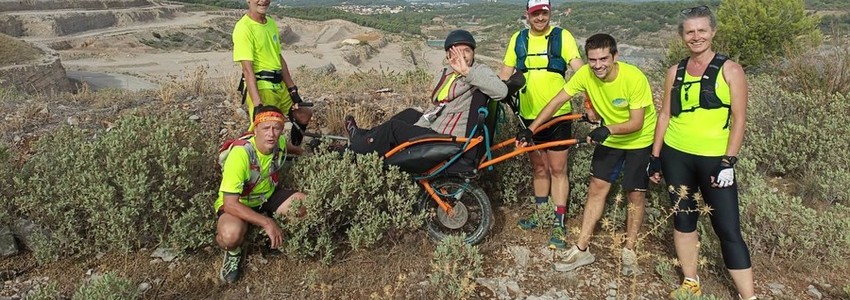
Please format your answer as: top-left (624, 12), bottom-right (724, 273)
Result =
top-left (661, 144), bottom-right (751, 270)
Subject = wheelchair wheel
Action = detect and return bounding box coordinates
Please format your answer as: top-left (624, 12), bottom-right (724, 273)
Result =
top-left (418, 177), bottom-right (493, 245)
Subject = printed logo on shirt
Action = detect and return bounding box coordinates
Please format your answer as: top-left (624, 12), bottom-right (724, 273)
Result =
top-left (611, 98), bottom-right (628, 108)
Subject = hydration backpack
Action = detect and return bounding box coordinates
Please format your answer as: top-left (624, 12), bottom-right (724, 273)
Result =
top-left (217, 133), bottom-right (283, 197)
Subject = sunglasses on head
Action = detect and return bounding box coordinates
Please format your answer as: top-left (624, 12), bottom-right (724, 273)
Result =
top-left (680, 5), bottom-right (710, 15)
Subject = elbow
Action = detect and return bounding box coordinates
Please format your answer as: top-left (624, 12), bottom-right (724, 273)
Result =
top-left (492, 86), bottom-right (508, 101)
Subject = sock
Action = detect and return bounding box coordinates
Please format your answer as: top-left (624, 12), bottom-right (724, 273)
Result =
top-left (291, 122), bottom-right (307, 146)
top-left (227, 246), bottom-right (242, 256)
top-left (576, 244), bottom-right (587, 252)
top-left (684, 276), bottom-right (699, 283)
top-left (534, 196), bottom-right (548, 205)
top-left (554, 205), bottom-right (566, 228)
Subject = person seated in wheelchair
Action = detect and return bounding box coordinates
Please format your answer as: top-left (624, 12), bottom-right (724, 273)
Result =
top-left (343, 29), bottom-right (508, 158)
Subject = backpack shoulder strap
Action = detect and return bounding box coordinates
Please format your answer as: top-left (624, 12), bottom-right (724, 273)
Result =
top-left (701, 53), bottom-right (728, 87)
top-left (515, 29), bottom-right (530, 72)
top-left (674, 57), bottom-right (689, 87)
top-left (546, 27), bottom-right (565, 75)
top-left (239, 140), bottom-right (262, 196)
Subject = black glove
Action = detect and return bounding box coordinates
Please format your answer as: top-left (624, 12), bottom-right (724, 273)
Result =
top-left (288, 86), bottom-right (303, 104)
top-left (516, 128), bottom-right (534, 145)
top-left (646, 155), bottom-right (662, 177)
top-left (588, 126), bottom-right (611, 143)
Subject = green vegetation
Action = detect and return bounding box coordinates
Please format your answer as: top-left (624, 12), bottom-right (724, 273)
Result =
top-left (4, 111), bottom-right (217, 263)
top-left (283, 150), bottom-right (425, 263)
top-left (72, 273), bottom-right (139, 300)
top-left (716, 0), bottom-right (822, 68)
top-left (429, 235), bottom-right (483, 300)
top-left (0, 33), bottom-right (42, 66)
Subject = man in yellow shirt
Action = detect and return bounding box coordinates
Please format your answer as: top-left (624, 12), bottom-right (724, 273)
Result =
top-left (215, 105), bottom-right (306, 283)
top-left (516, 34), bottom-right (656, 275)
top-left (499, 0), bottom-right (584, 249)
top-left (233, 0), bottom-right (312, 146)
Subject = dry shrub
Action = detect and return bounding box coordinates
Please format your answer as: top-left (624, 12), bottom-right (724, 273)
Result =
top-left (777, 44), bottom-right (850, 95)
top-left (429, 235), bottom-right (482, 300)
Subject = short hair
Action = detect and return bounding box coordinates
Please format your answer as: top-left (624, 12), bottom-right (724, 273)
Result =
top-left (253, 105), bottom-right (284, 123)
top-left (678, 5), bottom-right (717, 36)
top-left (585, 33), bottom-right (618, 56)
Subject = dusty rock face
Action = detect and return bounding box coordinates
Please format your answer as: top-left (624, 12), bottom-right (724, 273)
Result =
top-left (341, 44), bottom-right (378, 66)
top-left (0, 42), bottom-right (73, 94)
top-left (0, 6), bottom-right (179, 38)
top-left (0, 0), bottom-right (152, 12)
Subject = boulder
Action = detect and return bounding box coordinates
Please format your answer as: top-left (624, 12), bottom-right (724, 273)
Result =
top-left (0, 225), bottom-right (17, 257)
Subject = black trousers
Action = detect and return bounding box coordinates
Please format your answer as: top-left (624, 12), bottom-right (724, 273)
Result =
top-left (349, 109), bottom-right (436, 156)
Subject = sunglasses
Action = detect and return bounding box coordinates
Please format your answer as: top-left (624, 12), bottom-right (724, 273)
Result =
top-left (680, 5), bottom-right (710, 15)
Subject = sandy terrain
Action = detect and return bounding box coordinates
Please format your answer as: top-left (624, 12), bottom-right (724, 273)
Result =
top-left (12, 5), bottom-right (449, 90)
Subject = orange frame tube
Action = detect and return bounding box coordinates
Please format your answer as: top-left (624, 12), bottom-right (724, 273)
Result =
top-left (383, 113), bottom-right (585, 215)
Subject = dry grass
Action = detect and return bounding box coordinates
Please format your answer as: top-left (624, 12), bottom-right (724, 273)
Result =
top-left (0, 33), bottom-right (42, 67)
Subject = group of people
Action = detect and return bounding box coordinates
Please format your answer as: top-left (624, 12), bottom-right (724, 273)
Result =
top-left (214, 0), bottom-right (755, 298)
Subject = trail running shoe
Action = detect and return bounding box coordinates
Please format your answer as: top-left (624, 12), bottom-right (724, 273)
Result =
top-left (517, 214), bottom-right (541, 230)
top-left (669, 277), bottom-right (702, 299)
top-left (547, 226), bottom-right (567, 249)
top-left (554, 245), bottom-right (595, 272)
top-left (219, 250), bottom-right (244, 284)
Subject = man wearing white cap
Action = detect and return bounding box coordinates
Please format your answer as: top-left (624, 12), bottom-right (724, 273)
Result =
top-left (499, 0), bottom-right (584, 249)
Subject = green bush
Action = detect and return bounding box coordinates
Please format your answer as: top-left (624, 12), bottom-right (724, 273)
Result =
top-left (11, 111), bottom-right (217, 263)
top-left (737, 160), bottom-right (850, 265)
top-left (72, 272), bottom-right (139, 300)
top-left (746, 76), bottom-right (850, 205)
top-left (429, 235), bottom-right (483, 300)
top-left (716, 0), bottom-right (821, 69)
top-left (283, 150), bottom-right (425, 263)
top-left (0, 144), bottom-right (15, 226)
top-left (23, 282), bottom-right (60, 300)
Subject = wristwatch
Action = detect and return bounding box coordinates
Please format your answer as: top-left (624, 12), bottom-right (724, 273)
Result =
top-left (722, 155), bottom-right (738, 166)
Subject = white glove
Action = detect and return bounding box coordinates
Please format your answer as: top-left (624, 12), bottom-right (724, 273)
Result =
top-left (714, 167), bottom-right (735, 188)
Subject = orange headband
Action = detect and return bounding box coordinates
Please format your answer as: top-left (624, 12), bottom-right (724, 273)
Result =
top-left (253, 111), bottom-right (285, 127)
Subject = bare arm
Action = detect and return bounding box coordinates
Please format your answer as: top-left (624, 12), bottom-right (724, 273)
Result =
top-left (240, 60), bottom-right (262, 106)
top-left (498, 64), bottom-right (515, 81)
top-left (568, 57), bottom-right (584, 73)
top-left (648, 65), bottom-right (676, 183)
top-left (607, 107), bottom-right (645, 135)
top-left (280, 54), bottom-right (295, 88)
top-left (723, 60), bottom-right (748, 157)
top-left (652, 65), bottom-right (677, 157)
top-left (528, 89), bottom-right (573, 131)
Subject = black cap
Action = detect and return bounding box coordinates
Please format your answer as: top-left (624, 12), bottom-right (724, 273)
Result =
top-left (444, 29), bottom-right (476, 51)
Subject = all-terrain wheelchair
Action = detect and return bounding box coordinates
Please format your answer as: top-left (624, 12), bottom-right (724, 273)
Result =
top-left (309, 72), bottom-right (585, 244)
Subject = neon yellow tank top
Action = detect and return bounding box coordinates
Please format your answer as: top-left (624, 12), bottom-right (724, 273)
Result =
top-left (664, 67), bottom-right (732, 156)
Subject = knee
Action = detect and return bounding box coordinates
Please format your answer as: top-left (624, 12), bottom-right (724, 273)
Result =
top-left (549, 166), bottom-right (567, 178)
top-left (291, 192), bottom-right (308, 217)
top-left (216, 227), bottom-right (244, 249)
top-left (673, 213), bottom-right (698, 233)
top-left (532, 164), bottom-right (550, 178)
